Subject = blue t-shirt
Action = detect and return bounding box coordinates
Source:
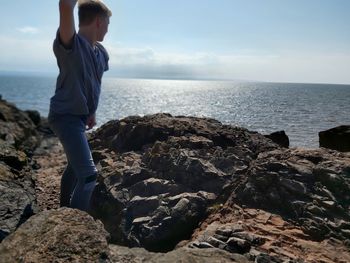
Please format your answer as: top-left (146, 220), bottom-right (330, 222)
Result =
top-left (49, 30), bottom-right (109, 116)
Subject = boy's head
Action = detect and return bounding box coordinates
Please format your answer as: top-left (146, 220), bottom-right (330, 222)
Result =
top-left (78, 0), bottom-right (112, 26)
top-left (78, 0), bottom-right (112, 41)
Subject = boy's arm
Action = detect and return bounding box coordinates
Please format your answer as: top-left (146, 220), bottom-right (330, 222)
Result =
top-left (58, 0), bottom-right (77, 48)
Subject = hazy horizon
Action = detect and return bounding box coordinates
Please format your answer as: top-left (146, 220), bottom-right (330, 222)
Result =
top-left (0, 0), bottom-right (349, 84)
top-left (1, 70), bottom-right (350, 86)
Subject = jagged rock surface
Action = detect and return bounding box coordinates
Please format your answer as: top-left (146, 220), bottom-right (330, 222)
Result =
top-left (232, 148), bottom-right (350, 242)
top-left (88, 113), bottom-right (278, 251)
top-left (190, 205), bottom-right (350, 263)
top-left (0, 98), bottom-right (39, 155)
top-left (2, 98), bottom-right (350, 262)
top-left (0, 99), bottom-right (40, 241)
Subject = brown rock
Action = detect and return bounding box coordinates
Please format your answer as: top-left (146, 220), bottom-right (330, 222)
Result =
top-left (0, 208), bottom-right (111, 263)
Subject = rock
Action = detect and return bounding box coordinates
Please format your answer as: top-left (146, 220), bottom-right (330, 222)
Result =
top-left (0, 100), bottom-right (45, 241)
top-left (0, 207), bottom-right (253, 263)
top-left (190, 207), bottom-right (350, 262)
top-left (0, 142), bottom-right (37, 242)
top-left (232, 148), bottom-right (350, 242)
top-left (108, 244), bottom-right (249, 263)
top-left (89, 113), bottom-right (278, 154)
top-left (319, 125), bottom-right (350, 152)
top-left (0, 141), bottom-right (28, 170)
top-left (2, 99), bottom-right (348, 262)
top-left (88, 113), bottom-right (278, 251)
top-left (129, 195), bottom-right (160, 218)
top-left (36, 116), bottom-right (55, 137)
top-left (0, 208), bottom-right (111, 263)
top-left (25, 110), bottom-right (41, 126)
top-left (227, 236), bottom-right (251, 253)
top-left (123, 191), bottom-right (216, 252)
top-left (279, 178), bottom-right (307, 195)
top-left (265, 130), bottom-right (289, 148)
top-left (129, 178), bottom-right (185, 197)
top-left (0, 177), bottom-right (36, 242)
top-left (0, 99), bottom-right (40, 154)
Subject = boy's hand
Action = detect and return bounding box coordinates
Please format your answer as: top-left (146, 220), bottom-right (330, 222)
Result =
top-left (86, 114), bottom-right (97, 130)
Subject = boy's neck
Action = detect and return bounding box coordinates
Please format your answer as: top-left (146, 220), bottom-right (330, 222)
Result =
top-left (78, 28), bottom-right (96, 46)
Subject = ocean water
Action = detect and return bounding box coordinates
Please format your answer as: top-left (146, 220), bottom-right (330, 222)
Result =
top-left (0, 75), bottom-right (349, 148)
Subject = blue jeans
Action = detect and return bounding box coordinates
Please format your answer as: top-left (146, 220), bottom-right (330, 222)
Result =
top-left (48, 112), bottom-right (97, 212)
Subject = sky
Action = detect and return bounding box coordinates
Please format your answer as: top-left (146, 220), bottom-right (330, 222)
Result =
top-left (0, 0), bottom-right (349, 84)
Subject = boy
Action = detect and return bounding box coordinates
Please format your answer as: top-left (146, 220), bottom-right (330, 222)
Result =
top-left (48, 0), bottom-right (112, 212)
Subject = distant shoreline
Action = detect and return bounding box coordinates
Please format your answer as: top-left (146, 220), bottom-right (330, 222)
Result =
top-left (1, 71), bottom-right (350, 86)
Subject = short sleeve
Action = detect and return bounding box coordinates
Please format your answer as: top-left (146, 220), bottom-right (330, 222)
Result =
top-left (53, 29), bottom-right (80, 61)
top-left (96, 43), bottom-right (109, 72)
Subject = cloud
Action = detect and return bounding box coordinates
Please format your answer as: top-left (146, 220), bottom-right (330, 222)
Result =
top-left (0, 35), bottom-right (349, 84)
top-left (16, 26), bottom-right (39, 34)
top-left (0, 35), bottom-right (56, 72)
top-left (103, 42), bottom-right (350, 83)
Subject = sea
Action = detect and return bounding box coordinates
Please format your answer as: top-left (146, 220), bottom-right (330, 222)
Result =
top-left (0, 75), bottom-right (349, 148)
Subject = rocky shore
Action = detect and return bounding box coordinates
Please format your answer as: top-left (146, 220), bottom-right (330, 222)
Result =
top-left (0, 97), bottom-right (349, 262)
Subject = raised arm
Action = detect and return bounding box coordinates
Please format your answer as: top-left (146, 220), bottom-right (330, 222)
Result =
top-left (58, 0), bottom-right (78, 48)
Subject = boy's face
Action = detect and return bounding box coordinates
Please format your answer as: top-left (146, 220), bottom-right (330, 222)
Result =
top-left (96, 16), bottom-right (110, 42)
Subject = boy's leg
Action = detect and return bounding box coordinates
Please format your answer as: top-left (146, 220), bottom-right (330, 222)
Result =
top-left (60, 163), bottom-right (77, 207)
top-left (70, 172), bottom-right (97, 211)
top-left (63, 122), bottom-right (97, 212)
top-left (49, 114), bottom-right (97, 212)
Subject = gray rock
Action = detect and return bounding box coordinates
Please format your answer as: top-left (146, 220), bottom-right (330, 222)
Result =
top-left (0, 99), bottom-right (39, 154)
top-left (0, 141), bottom-right (27, 170)
top-left (25, 110), bottom-right (41, 126)
top-left (319, 125), bottom-right (350, 152)
top-left (0, 180), bottom-right (35, 242)
top-left (88, 113), bottom-right (278, 251)
top-left (227, 236), bottom-right (251, 253)
top-left (265, 130), bottom-right (289, 148)
top-left (279, 178), bottom-right (307, 195)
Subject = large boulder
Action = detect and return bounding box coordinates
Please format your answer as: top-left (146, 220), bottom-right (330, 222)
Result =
top-left (89, 113), bottom-right (278, 154)
top-left (319, 125), bottom-right (350, 152)
top-left (88, 113), bottom-right (279, 251)
top-left (0, 208), bottom-right (111, 263)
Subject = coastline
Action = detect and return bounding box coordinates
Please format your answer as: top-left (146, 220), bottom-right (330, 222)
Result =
top-left (0, 96), bottom-right (350, 262)
top-left (2, 77), bottom-right (350, 149)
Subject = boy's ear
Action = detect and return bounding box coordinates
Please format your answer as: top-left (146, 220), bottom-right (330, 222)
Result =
top-left (94, 16), bottom-right (101, 28)
top-left (96, 16), bottom-right (105, 27)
